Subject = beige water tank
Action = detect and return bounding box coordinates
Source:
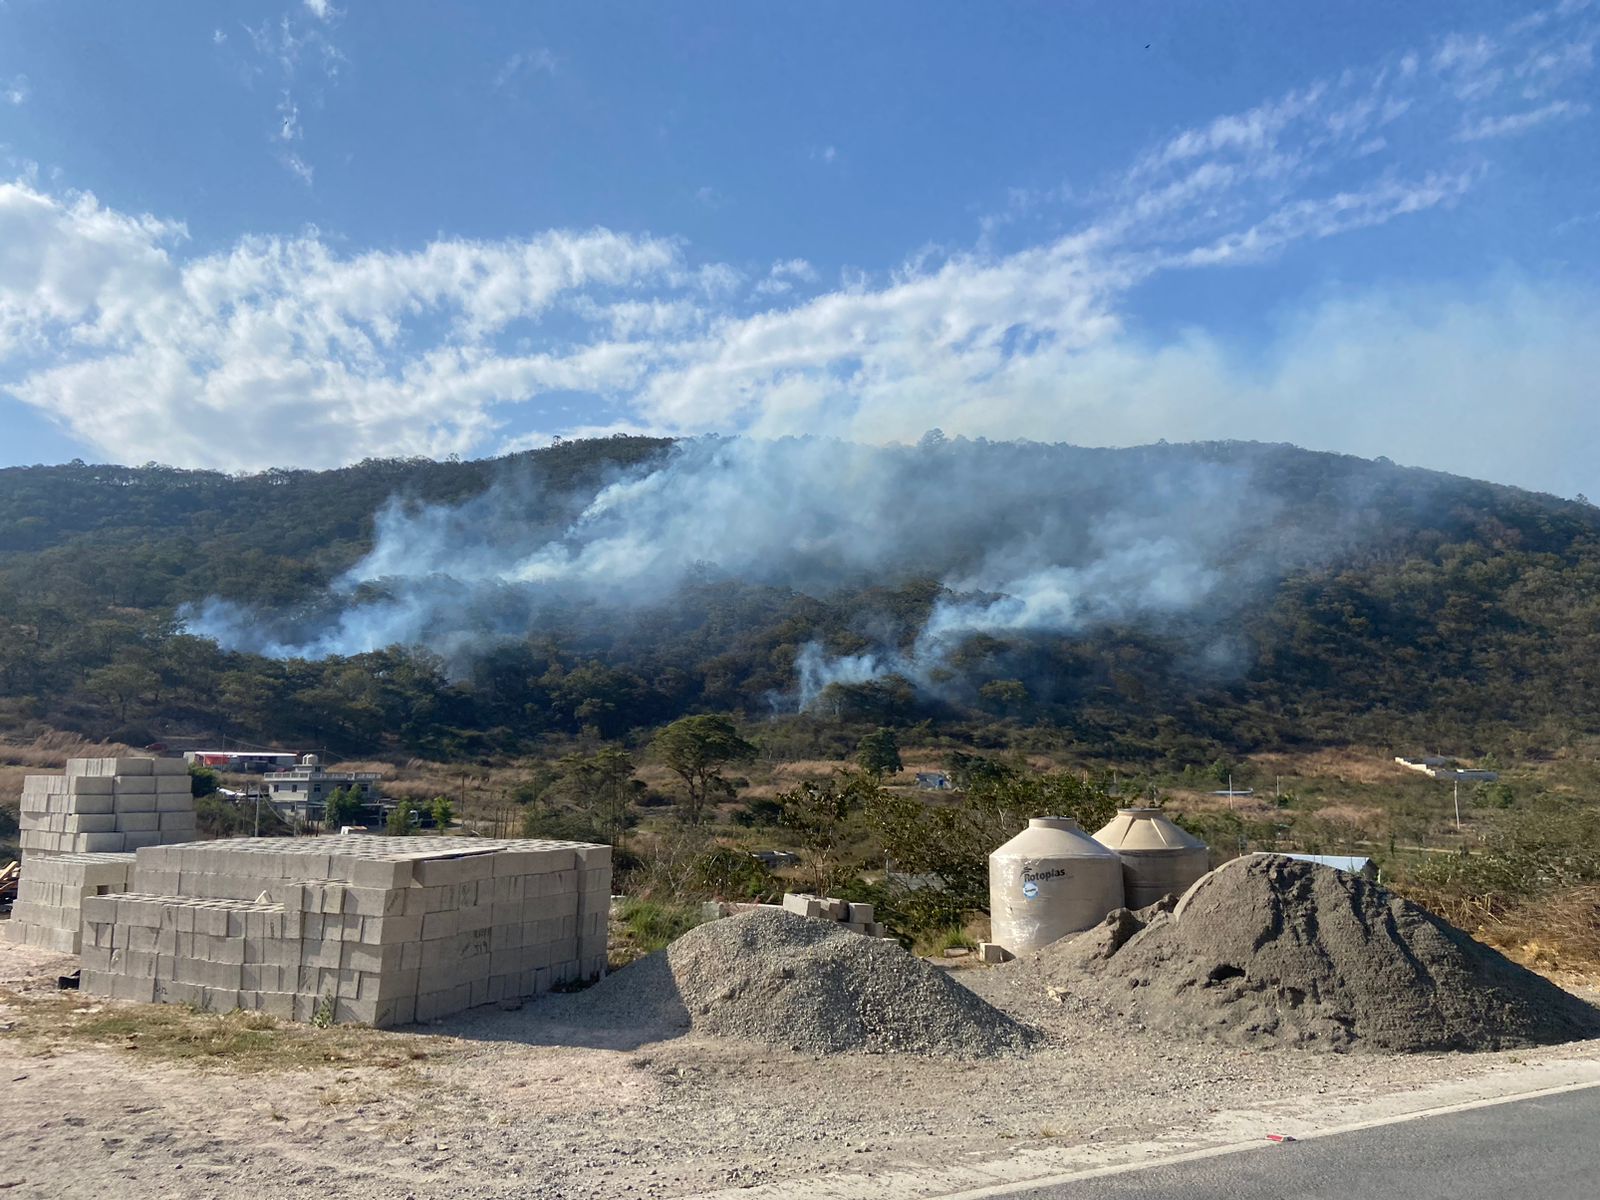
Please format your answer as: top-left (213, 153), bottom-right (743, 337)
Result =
top-left (989, 817), bottom-right (1125, 954)
top-left (1092, 807), bottom-right (1209, 909)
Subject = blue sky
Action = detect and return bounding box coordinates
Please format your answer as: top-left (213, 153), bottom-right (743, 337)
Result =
top-left (0, 1), bottom-right (1597, 496)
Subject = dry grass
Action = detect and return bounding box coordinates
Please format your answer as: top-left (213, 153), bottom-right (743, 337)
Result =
top-left (0, 986), bottom-right (444, 1073)
top-left (1478, 888), bottom-right (1600, 984)
top-left (0, 733), bottom-right (141, 771)
top-left (1250, 747), bottom-right (1409, 786)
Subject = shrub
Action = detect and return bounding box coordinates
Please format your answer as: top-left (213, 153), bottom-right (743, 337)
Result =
top-left (615, 898), bottom-right (704, 953)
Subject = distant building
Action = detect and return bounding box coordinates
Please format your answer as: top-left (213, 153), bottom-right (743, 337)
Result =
top-left (1394, 756), bottom-right (1498, 783)
top-left (185, 750), bottom-right (301, 774)
top-left (262, 754), bottom-right (382, 825)
top-left (752, 850), bottom-right (800, 869)
top-left (915, 771), bottom-right (951, 790)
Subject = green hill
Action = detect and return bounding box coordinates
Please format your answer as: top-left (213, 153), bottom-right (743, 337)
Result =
top-left (1, 435), bottom-right (1597, 764)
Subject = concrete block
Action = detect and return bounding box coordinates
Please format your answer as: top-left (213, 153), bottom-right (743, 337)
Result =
top-left (66, 793), bottom-right (117, 815)
top-left (846, 902), bottom-right (875, 924)
top-left (414, 853), bottom-right (494, 888)
top-left (117, 812), bottom-right (161, 833)
top-left (150, 758), bottom-right (189, 777)
top-left (361, 914), bottom-right (422, 945)
top-left (421, 909), bottom-right (458, 941)
top-left (122, 832), bottom-right (163, 850)
top-left (68, 757), bottom-right (147, 778)
top-left (346, 858), bottom-right (414, 889)
top-left (112, 775), bottom-right (158, 794)
top-left (977, 941), bottom-right (1013, 964)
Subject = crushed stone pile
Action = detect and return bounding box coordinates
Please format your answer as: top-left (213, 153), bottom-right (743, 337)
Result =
top-left (549, 908), bottom-right (1038, 1058)
top-left (1037, 854), bottom-right (1600, 1053)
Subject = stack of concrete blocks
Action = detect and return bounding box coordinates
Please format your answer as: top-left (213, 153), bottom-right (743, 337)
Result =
top-left (6, 756), bottom-right (197, 953)
top-left (16, 756), bottom-right (196, 859)
top-left (6, 853), bottom-right (135, 952)
top-left (781, 892), bottom-right (889, 938)
top-left (79, 835), bottom-right (610, 1027)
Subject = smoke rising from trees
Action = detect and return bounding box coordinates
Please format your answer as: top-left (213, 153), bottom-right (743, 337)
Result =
top-left (183, 435), bottom-right (1371, 704)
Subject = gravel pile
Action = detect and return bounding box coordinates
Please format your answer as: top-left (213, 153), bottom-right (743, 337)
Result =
top-left (1036, 854), bottom-right (1600, 1053)
top-left (551, 908), bottom-right (1038, 1057)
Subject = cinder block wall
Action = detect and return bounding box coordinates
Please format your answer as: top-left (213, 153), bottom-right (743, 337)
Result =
top-left (17, 756), bottom-right (196, 859)
top-left (80, 835), bottom-right (611, 1026)
top-left (6, 853), bottom-right (135, 953)
top-left (7, 756), bottom-right (197, 952)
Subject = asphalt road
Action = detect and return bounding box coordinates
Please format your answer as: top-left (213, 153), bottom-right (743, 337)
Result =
top-left (1013, 1085), bottom-right (1600, 1200)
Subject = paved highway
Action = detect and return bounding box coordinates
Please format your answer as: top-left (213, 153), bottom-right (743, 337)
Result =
top-left (1011, 1084), bottom-right (1600, 1200)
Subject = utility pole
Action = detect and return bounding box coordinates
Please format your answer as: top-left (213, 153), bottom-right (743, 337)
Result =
top-left (1454, 779), bottom-right (1462, 830)
top-left (253, 786), bottom-right (262, 837)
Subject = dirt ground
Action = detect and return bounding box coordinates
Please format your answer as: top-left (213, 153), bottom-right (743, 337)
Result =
top-left (5, 938), bottom-right (1600, 1200)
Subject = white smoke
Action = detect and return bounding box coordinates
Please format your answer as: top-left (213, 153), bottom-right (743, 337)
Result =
top-left (184, 435), bottom-right (1351, 703)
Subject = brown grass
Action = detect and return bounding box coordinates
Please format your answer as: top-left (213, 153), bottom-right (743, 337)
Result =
top-left (1396, 883), bottom-right (1600, 984)
top-left (0, 733), bottom-right (141, 771)
top-left (1478, 888), bottom-right (1600, 984)
top-left (1250, 747), bottom-right (1407, 786)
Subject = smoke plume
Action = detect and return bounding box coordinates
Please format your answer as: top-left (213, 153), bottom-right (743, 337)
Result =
top-left (184, 435), bottom-right (1360, 704)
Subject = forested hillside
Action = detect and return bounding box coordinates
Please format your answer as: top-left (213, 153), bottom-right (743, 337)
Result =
top-left (2, 435), bottom-right (1598, 765)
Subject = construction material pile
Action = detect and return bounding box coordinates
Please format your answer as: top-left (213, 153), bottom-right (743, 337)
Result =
top-left (1039, 855), bottom-right (1600, 1052)
top-left (781, 892), bottom-right (888, 937)
top-left (18, 756), bottom-right (196, 858)
top-left (7, 756), bottom-right (196, 953)
top-left (80, 835), bottom-right (611, 1026)
top-left (554, 908), bottom-right (1036, 1058)
top-left (7, 853), bottom-right (134, 953)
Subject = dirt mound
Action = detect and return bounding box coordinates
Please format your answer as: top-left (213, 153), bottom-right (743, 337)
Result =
top-left (554, 908), bottom-right (1037, 1058)
top-left (1040, 855), bottom-right (1600, 1052)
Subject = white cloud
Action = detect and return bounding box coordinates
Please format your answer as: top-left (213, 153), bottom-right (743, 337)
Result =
top-left (281, 153), bottom-right (314, 186)
top-left (1, 1), bottom-right (1597, 496)
top-left (493, 48), bottom-right (558, 92)
top-left (3, 75), bottom-right (27, 106)
top-left (238, 6), bottom-right (345, 182)
top-left (0, 182), bottom-right (682, 468)
top-left (275, 94), bottom-right (302, 142)
top-left (810, 145), bottom-right (838, 164)
top-left (1457, 98), bottom-right (1589, 139)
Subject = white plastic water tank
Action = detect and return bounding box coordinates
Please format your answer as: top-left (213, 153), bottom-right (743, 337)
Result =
top-left (988, 816), bottom-right (1125, 954)
top-left (300, 753), bottom-right (320, 767)
top-left (1091, 807), bottom-right (1210, 909)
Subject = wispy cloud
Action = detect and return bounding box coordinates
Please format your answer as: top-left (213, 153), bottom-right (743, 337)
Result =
top-left (274, 94), bottom-right (302, 143)
top-left (492, 48), bottom-right (558, 93)
top-left (3, 75), bottom-right (27, 106)
top-left (235, 6), bottom-right (345, 184)
top-left (1457, 98), bottom-right (1589, 139)
top-left (282, 153), bottom-right (314, 186)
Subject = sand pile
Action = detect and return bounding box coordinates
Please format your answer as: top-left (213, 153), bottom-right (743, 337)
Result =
top-left (552, 908), bottom-right (1037, 1058)
top-left (1040, 855), bottom-right (1600, 1052)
